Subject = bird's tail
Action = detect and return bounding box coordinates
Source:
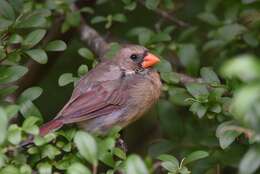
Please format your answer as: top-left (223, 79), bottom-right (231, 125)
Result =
top-left (39, 118), bottom-right (64, 136)
top-left (20, 118), bottom-right (64, 148)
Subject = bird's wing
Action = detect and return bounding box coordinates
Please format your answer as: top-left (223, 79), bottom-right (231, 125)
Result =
top-left (60, 80), bottom-right (128, 123)
top-left (56, 61), bottom-right (128, 123)
top-left (70, 60), bottom-right (123, 98)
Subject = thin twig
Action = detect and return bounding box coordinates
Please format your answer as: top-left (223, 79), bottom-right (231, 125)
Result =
top-left (71, 4), bottom-right (109, 61)
top-left (137, 0), bottom-right (189, 27)
top-left (92, 164), bottom-right (97, 174)
top-left (175, 72), bottom-right (203, 85)
top-left (80, 24), bottom-right (109, 59)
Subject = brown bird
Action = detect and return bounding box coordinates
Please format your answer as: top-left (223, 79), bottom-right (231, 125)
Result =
top-left (39, 44), bottom-right (161, 136)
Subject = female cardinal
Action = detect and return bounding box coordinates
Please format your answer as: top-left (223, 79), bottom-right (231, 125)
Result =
top-left (39, 44), bottom-right (161, 136)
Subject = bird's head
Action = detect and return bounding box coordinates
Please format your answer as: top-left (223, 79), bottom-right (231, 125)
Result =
top-left (115, 44), bottom-right (160, 72)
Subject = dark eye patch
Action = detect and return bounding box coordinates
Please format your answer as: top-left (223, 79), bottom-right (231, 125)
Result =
top-left (130, 54), bottom-right (138, 61)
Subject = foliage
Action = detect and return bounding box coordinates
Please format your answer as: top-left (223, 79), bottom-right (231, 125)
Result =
top-left (1, 0), bottom-right (260, 174)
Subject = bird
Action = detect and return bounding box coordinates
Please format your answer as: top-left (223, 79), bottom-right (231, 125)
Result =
top-left (39, 44), bottom-right (162, 136)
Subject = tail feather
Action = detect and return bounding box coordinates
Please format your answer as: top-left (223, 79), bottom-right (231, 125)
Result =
top-left (39, 119), bottom-right (64, 136)
top-left (19, 119), bottom-right (64, 149)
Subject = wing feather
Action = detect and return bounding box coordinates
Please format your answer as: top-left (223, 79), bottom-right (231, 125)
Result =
top-left (56, 79), bottom-right (128, 124)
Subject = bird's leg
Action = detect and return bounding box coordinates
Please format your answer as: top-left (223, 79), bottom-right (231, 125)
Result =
top-left (116, 131), bottom-right (128, 153)
top-left (116, 137), bottom-right (128, 153)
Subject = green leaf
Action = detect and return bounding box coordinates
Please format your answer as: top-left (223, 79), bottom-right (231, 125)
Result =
top-left (112, 13), bottom-right (127, 22)
top-left (99, 137), bottom-right (116, 153)
top-left (8, 0), bottom-right (23, 13)
top-left (239, 145), bottom-right (260, 174)
top-left (161, 161), bottom-right (179, 173)
top-left (42, 133), bottom-right (56, 145)
top-left (157, 154), bottom-right (179, 170)
top-left (22, 116), bottom-right (40, 135)
top-left (205, 0), bottom-right (221, 12)
top-left (183, 151), bottom-right (209, 165)
top-left (145, 0), bottom-right (160, 10)
top-left (9, 34), bottom-right (23, 44)
top-left (58, 73), bottom-right (74, 86)
top-left (197, 12), bottom-right (220, 26)
top-left (210, 104), bottom-right (222, 113)
top-left (78, 48), bottom-right (94, 60)
top-left (42, 144), bottom-right (61, 159)
top-left (0, 18), bottom-right (13, 30)
top-left (169, 87), bottom-right (191, 106)
top-left (178, 26), bottom-right (198, 42)
top-left (4, 104), bottom-right (19, 119)
top-left (24, 29), bottom-right (46, 48)
top-left (74, 131), bottom-right (98, 165)
top-left (37, 162), bottom-right (52, 174)
top-left (105, 15), bottom-right (113, 29)
top-left (0, 108), bottom-right (7, 144)
top-left (0, 65), bottom-right (28, 83)
top-left (58, 128), bottom-right (76, 141)
top-left (243, 32), bottom-right (259, 47)
top-left (104, 43), bottom-right (121, 59)
top-left (216, 121), bottom-right (242, 149)
top-left (177, 44), bottom-right (200, 75)
top-left (125, 155), bottom-right (149, 174)
top-left (18, 87), bottom-right (43, 103)
top-left (0, 86), bottom-right (18, 98)
top-left (7, 124), bottom-right (22, 145)
top-left (230, 84), bottom-right (260, 127)
top-left (203, 39), bottom-right (225, 51)
top-left (220, 55), bottom-right (260, 82)
top-left (224, 5), bottom-right (239, 23)
top-left (25, 49), bottom-right (48, 64)
top-left (7, 52), bottom-right (21, 63)
top-left (78, 65), bottom-right (88, 77)
top-left (0, 0), bottom-right (15, 20)
top-left (17, 15), bottom-right (46, 28)
top-left (242, 0), bottom-right (257, 4)
top-left (217, 23), bottom-right (246, 42)
top-left (45, 40), bottom-right (67, 51)
top-left (1, 165), bottom-right (19, 174)
top-left (151, 32), bottom-right (171, 43)
top-left (67, 163), bottom-right (91, 174)
top-left (99, 152), bottom-right (115, 167)
top-left (66, 12), bottom-right (81, 27)
top-left (185, 83), bottom-right (209, 100)
top-left (19, 100), bottom-right (42, 119)
top-left (91, 16), bottom-right (106, 24)
top-left (0, 154), bottom-right (5, 169)
top-left (32, 9), bottom-right (51, 18)
top-left (124, 1), bottom-right (137, 10)
top-left (80, 7), bottom-right (94, 14)
top-left (179, 166), bottom-right (191, 174)
top-left (189, 102), bottom-right (207, 118)
top-left (200, 67), bottom-right (220, 84)
top-left (114, 147), bottom-right (126, 160)
top-left (161, 72), bottom-right (180, 84)
top-left (127, 27), bottom-right (153, 45)
top-left (164, 0), bottom-right (175, 10)
top-left (155, 58), bottom-right (172, 73)
top-left (20, 164), bottom-right (32, 174)
top-left (0, 47), bottom-right (6, 60)
top-left (34, 135), bottom-right (46, 146)
top-left (27, 147), bottom-right (39, 154)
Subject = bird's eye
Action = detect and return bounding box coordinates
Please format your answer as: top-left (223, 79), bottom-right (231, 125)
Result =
top-left (130, 54), bottom-right (138, 61)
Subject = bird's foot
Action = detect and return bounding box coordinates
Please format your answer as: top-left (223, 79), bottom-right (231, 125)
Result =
top-left (116, 138), bottom-right (128, 153)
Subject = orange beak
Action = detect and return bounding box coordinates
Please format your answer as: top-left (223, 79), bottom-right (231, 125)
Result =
top-left (142, 53), bottom-right (160, 68)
